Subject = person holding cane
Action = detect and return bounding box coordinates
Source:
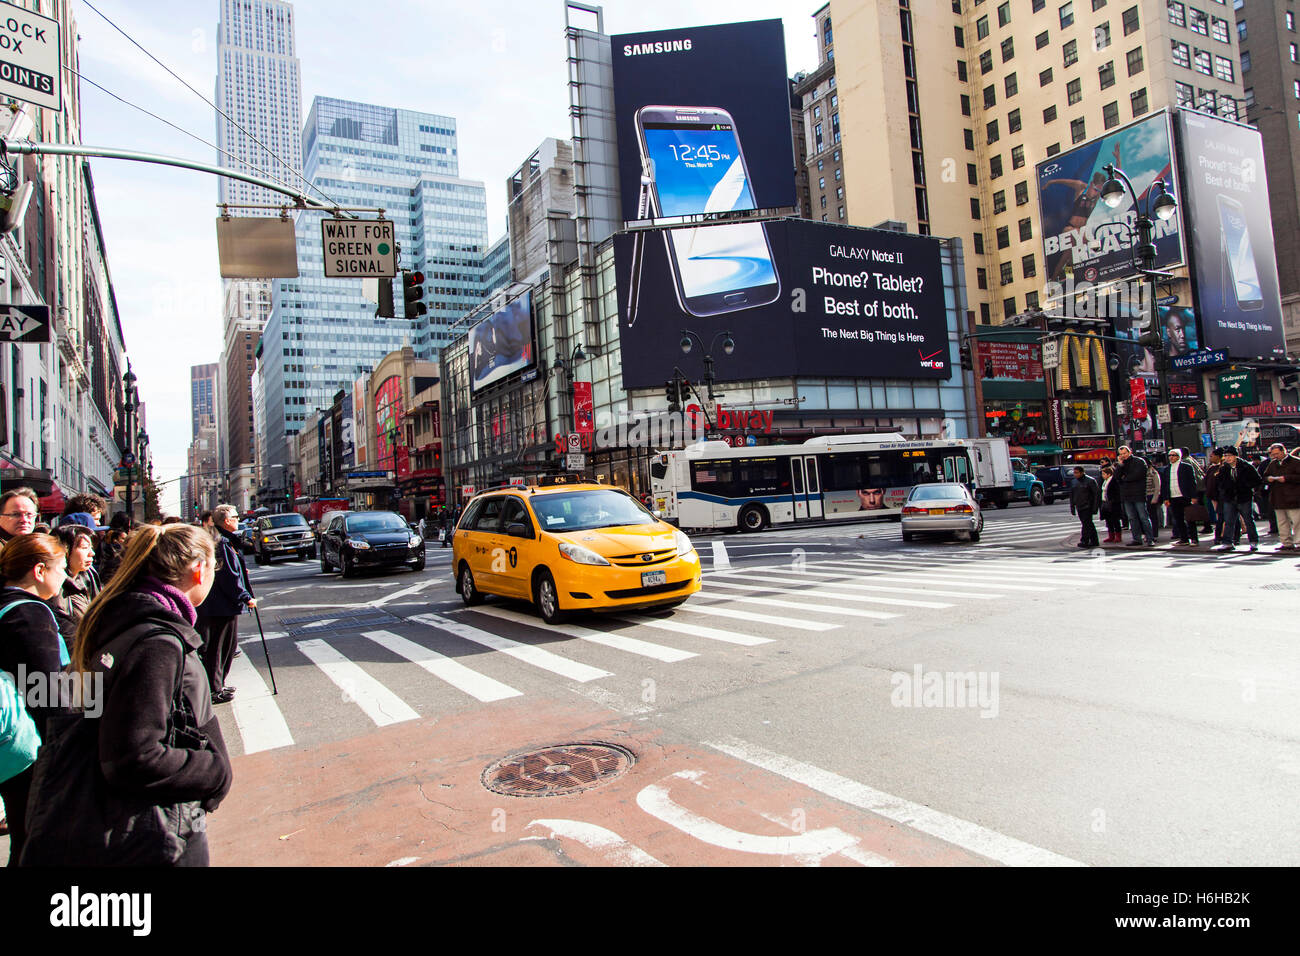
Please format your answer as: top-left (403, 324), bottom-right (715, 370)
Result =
top-left (195, 504), bottom-right (256, 704)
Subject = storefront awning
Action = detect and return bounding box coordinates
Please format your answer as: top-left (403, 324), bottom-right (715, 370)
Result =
top-left (1021, 443), bottom-right (1064, 455)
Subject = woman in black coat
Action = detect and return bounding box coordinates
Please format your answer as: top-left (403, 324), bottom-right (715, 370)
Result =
top-left (1099, 466), bottom-right (1123, 543)
top-left (194, 505), bottom-right (256, 704)
top-left (21, 524), bottom-right (232, 866)
top-left (0, 534), bottom-right (70, 864)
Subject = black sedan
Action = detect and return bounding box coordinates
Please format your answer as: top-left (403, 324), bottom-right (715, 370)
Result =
top-left (319, 510), bottom-right (426, 577)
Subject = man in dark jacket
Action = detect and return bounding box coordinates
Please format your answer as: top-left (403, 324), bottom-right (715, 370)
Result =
top-left (195, 504), bottom-right (256, 703)
top-left (1216, 447), bottom-right (1261, 551)
top-left (1159, 448), bottom-right (1201, 546)
top-left (1205, 448), bottom-right (1225, 543)
top-left (1263, 442), bottom-right (1300, 550)
top-left (1069, 466), bottom-right (1100, 547)
top-left (1114, 445), bottom-right (1155, 546)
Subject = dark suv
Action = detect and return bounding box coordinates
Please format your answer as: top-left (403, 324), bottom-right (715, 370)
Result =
top-left (253, 513), bottom-right (317, 564)
top-left (1036, 465), bottom-right (1102, 503)
top-left (319, 510), bottom-right (425, 577)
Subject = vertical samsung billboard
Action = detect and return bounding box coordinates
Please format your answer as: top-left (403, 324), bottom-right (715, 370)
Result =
top-left (1036, 111), bottom-right (1184, 286)
top-left (1175, 110), bottom-right (1287, 360)
top-left (611, 19), bottom-right (796, 223)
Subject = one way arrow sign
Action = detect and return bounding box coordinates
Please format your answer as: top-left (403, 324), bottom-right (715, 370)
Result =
top-left (0, 305), bottom-right (51, 343)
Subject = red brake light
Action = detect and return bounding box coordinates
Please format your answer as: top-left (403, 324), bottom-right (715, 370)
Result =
top-left (947, 504), bottom-right (974, 514)
top-left (902, 506), bottom-right (926, 515)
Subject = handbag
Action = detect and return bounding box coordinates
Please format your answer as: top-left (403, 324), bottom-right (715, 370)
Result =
top-left (20, 625), bottom-right (210, 866)
top-left (1183, 502), bottom-right (1209, 523)
top-left (0, 669), bottom-right (40, 784)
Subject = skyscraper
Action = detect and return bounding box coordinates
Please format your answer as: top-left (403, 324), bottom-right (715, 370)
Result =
top-left (214, 0), bottom-right (303, 509)
top-left (259, 97), bottom-right (489, 473)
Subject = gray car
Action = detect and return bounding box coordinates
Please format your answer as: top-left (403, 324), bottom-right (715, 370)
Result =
top-left (901, 482), bottom-right (984, 543)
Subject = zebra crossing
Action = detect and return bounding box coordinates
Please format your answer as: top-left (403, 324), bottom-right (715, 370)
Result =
top-left (216, 545), bottom-right (1233, 758)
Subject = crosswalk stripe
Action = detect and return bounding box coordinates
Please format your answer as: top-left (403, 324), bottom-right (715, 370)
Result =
top-left (821, 558), bottom-right (1094, 585)
top-left (711, 569), bottom-right (1003, 600)
top-left (694, 590), bottom-right (900, 620)
top-left (360, 629), bottom-right (522, 702)
top-left (225, 652), bottom-right (294, 754)
top-left (669, 601), bottom-right (842, 631)
top-left (410, 613), bottom-right (612, 682)
top-left (711, 541), bottom-right (732, 570)
top-left (468, 606), bottom-right (697, 663)
top-left (608, 613), bottom-right (775, 646)
top-left (295, 639), bottom-right (420, 726)
top-left (703, 578), bottom-right (952, 609)
top-left (804, 561), bottom-right (1059, 592)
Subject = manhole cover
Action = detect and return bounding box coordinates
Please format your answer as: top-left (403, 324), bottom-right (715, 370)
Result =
top-left (482, 742), bottom-right (636, 797)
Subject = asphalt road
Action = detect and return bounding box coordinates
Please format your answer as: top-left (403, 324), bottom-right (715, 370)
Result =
top-left (39, 501), bottom-right (1297, 868)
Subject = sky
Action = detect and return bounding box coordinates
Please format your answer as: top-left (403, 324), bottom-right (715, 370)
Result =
top-left (72, 0), bottom-right (821, 514)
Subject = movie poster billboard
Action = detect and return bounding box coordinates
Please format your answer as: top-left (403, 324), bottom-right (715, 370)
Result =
top-left (615, 218), bottom-right (950, 388)
top-left (611, 20), bottom-right (795, 224)
top-left (1175, 110), bottom-right (1287, 360)
top-left (468, 293), bottom-right (534, 393)
top-left (1036, 111), bottom-right (1184, 285)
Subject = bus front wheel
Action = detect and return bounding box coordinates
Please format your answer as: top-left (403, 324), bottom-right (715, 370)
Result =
top-left (738, 504), bottom-right (769, 533)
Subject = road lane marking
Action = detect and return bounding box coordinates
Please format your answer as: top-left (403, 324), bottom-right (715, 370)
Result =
top-left (526, 820), bottom-right (666, 866)
top-left (609, 614), bottom-right (774, 646)
top-left (224, 652), bottom-right (294, 754)
top-left (706, 736), bottom-right (1085, 867)
top-left (361, 629), bottom-right (522, 702)
top-left (693, 590), bottom-right (901, 620)
top-left (711, 541), bottom-right (731, 570)
top-left (668, 602), bottom-right (842, 631)
top-left (411, 613), bottom-right (611, 682)
top-left (469, 606), bottom-right (697, 663)
top-left (295, 639), bottom-right (420, 726)
top-left (715, 570), bottom-right (1002, 600)
top-left (703, 578), bottom-right (952, 609)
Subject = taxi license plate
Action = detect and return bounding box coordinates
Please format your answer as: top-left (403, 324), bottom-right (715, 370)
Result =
top-left (641, 570), bottom-right (667, 587)
top-left (928, 508), bottom-right (945, 515)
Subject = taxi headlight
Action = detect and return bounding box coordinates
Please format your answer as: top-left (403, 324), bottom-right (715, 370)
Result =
top-left (558, 541), bottom-right (611, 566)
top-left (345, 538), bottom-right (371, 550)
top-left (673, 529), bottom-right (694, 556)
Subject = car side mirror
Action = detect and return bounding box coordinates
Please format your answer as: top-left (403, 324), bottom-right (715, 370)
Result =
top-left (652, 509), bottom-right (663, 519)
top-left (505, 522), bottom-right (532, 539)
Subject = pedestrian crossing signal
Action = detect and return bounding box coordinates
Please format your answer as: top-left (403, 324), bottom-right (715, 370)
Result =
top-left (1172, 402), bottom-right (1208, 423)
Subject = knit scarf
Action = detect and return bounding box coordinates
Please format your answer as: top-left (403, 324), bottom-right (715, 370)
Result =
top-left (137, 576), bottom-right (198, 627)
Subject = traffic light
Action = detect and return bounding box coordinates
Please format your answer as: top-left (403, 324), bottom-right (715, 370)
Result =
top-left (402, 270), bottom-right (427, 319)
top-left (1140, 311), bottom-right (1163, 350)
top-left (375, 277), bottom-right (395, 318)
top-left (1172, 402), bottom-right (1209, 423)
top-left (959, 343), bottom-right (973, 371)
top-left (679, 379), bottom-right (692, 403)
top-left (665, 379), bottom-right (681, 412)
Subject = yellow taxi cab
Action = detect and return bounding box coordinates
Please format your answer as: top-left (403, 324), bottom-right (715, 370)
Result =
top-left (451, 477), bottom-right (701, 624)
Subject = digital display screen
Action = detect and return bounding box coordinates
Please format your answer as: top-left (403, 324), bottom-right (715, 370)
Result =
top-left (469, 293), bottom-right (534, 392)
top-left (1219, 197), bottom-right (1261, 306)
top-left (668, 222), bottom-right (775, 300)
top-left (643, 123), bottom-right (756, 218)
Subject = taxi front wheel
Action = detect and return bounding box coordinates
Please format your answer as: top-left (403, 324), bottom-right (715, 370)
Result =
top-left (459, 564), bottom-right (484, 606)
top-left (534, 569), bottom-right (567, 625)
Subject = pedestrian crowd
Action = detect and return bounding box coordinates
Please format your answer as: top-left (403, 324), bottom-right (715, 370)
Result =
top-left (0, 491), bottom-right (256, 866)
top-left (1070, 442), bottom-right (1300, 552)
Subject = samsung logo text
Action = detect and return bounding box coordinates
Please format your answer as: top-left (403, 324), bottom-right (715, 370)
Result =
top-left (623, 39), bottom-right (692, 56)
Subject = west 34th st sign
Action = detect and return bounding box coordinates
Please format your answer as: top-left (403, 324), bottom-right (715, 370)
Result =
top-left (0, 304), bottom-right (50, 343)
top-left (321, 218), bottom-right (397, 277)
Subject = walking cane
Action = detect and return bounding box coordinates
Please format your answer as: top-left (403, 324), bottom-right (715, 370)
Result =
top-left (251, 603), bottom-right (279, 696)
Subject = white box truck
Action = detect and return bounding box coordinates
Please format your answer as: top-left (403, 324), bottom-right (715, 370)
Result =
top-left (968, 437), bottom-right (1046, 508)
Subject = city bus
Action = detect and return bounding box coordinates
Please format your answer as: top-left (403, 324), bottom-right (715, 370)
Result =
top-left (648, 434), bottom-right (976, 532)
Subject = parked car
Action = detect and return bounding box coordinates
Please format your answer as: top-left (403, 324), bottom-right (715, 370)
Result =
top-left (238, 522), bottom-right (256, 554)
top-left (901, 482), bottom-right (984, 543)
top-left (320, 510), bottom-right (425, 577)
top-left (252, 513), bottom-right (317, 564)
top-left (452, 481), bottom-right (701, 625)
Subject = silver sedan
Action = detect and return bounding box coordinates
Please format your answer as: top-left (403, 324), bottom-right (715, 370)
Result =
top-left (900, 483), bottom-right (984, 543)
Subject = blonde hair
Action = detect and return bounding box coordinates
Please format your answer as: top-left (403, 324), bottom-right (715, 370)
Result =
top-left (71, 524), bottom-right (214, 673)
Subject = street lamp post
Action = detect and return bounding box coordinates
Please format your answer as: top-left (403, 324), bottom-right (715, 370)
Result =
top-left (122, 364), bottom-right (137, 525)
top-left (1099, 163), bottom-right (1179, 450)
top-left (552, 342), bottom-right (590, 434)
top-left (677, 330), bottom-right (736, 432)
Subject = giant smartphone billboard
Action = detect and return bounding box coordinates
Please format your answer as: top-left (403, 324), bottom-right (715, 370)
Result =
top-left (616, 219), bottom-right (951, 388)
top-left (1175, 110), bottom-right (1287, 360)
top-left (1036, 111), bottom-right (1184, 285)
top-left (468, 293), bottom-right (534, 393)
top-left (611, 20), bottom-right (796, 224)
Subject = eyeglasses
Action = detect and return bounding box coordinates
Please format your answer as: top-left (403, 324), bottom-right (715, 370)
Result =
top-left (1, 512), bottom-right (36, 520)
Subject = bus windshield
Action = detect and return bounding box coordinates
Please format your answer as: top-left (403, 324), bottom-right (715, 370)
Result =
top-left (531, 490), bottom-right (655, 532)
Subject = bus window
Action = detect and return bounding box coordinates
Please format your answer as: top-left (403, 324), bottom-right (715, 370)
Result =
top-left (792, 459), bottom-right (805, 494)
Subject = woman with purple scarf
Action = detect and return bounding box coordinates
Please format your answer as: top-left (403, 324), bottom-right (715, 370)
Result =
top-left (20, 524), bottom-right (233, 866)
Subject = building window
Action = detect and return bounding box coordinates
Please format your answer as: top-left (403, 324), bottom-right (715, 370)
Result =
top-left (1176, 81), bottom-right (1195, 107)
top-left (1022, 254), bottom-right (1037, 278)
top-left (977, 15), bottom-right (990, 39)
top-left (997, 227), bottom-right (1011, 249)
top-left (1189, 7), bottom-right (1208, 35)
top-left (958, 59), bottom-right (969, 80)
top-left (1019, 218), bottom-right (1034, 241)
top-left (1092, 0), bottom-right (1107, 12)
top-left (1007, 108), bottom-right (1022, 133)
top-left (955, 25), bottom-right (965, 47)
top-left (1126, 46), bottom-right (1144, 75)
top-left (965, 128), bottom-right (976, 149)
top-left (1040, 66), bottom-right (1054, 85)
top-left (1172, 41), bottom-right (1190, 68)
top-left (1237, 19), bottom-right (1246, 42)
top-left (1064, 38), bottom-right (1078, 66)
top-left (1219, 95), bottom-right (1237, 120)
top-left (974, 232), bottom-right (985, 254)
top-left (1012, 144), bottom-right (1026, 168)
top-left (1194, 48), bottom-right (1212, 75)
top-left (1122, 5), bottom-right (1139, 34)
top-left (984, 84), bottom-right (998, 108)
top-left (1015, 180), bottom-right (1030, 205)
top-left (971, 197), bottom-right (982, 219)
top-left (1289, 11), bottom-right (1296, 32)
top-left (1103, 100), bottom-right (1120, 128)
top-left (1131, 87), bottom-right (1149, 115)
top-left (981, 50), bottom-right (994, 73)
top-left (1241, 50), bottom-right (1252, 71)
top-left (1005, 72), bottom-right (1019, 96)
top-left (1067, 77), bottom-right (1083, 104)
top-left (1044, 104), bottom-right (1058, 122)
top-left (1095, 22), bottom-right (1111, 50)
top-left (1026, 290), bottom-right (1041, 310)
top-left (1034, 0), bottom-right (1046, 11)
top-left (968, 162), bottom-right (979, 185)
top-left (993, 189), bottom-right (1007, 213)
top-left (1036, 30), bottom-right (1050, 49)
top-left (1047, 142), bottom-right (1061, 156)
top-left (999, 2), bottom-right (1012, 27)
top-left (1168, 2), bottom-right (1185, 28)
top-left (987, 119), bottom-right (1000, 143)
top-left (991, 154), bottom-right (1004, 178)
top-left (1060, 2), bottom-right (1075, 29)
top-left (1003, 297), bottom-right (1018, 317)
top-left (1198, 88), bottom-right (1217, 112)
top-left (1002, 37), bottom-right (1015, 61)
top-left (1071, 117), bottom-right (1087, 142)
top-left (981, 303), bottom-right (992, 323)
top-left (1000, 261), bottom-right (1014, 283)
top-left (1211, 16), bottom-right (1229, 43)
top-left (977, 267), bottom-right (989, 290)
top-left (1214, 55), bottom-right (1234, 81)
top-left (1099, 60), bottom-right (1116, 88)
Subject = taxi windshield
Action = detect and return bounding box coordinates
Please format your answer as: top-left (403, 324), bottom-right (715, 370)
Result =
top-left (530, 490), bottom-right (655, 532)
